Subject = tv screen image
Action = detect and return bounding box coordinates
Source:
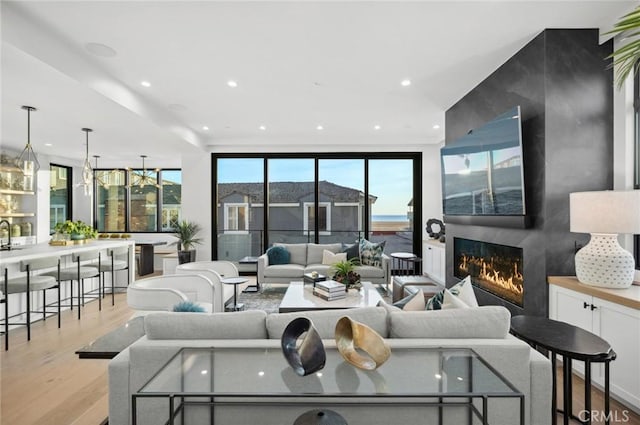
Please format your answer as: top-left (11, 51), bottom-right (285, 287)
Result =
top-left (441, 106), bottom-right (525, 216)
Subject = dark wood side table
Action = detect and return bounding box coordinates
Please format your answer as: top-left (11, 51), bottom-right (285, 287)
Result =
top-left (510, 315), bottom-right (617, 425)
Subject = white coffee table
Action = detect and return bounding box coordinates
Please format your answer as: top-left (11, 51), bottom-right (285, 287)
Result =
top-left (278, 281), bottom-right (383, 313)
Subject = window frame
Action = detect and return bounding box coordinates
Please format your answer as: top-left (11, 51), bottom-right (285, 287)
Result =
top-left (303, 202), bottom-right (331, 235)
top-left (93, 167), bottom-right (182, 233)
top-left (49, 163), bottom-right (72, 233)
top-left (634, 69), bottom-right (639, 269)
top-left (224, 202), bottom-right (249, 234)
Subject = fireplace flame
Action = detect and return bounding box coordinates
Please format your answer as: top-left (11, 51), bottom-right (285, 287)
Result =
top-left (459, 254), bottom-right (523, 296)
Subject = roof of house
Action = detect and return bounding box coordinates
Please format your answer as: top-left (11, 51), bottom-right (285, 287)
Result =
top-left (218, 181), bottom-right (376, 203)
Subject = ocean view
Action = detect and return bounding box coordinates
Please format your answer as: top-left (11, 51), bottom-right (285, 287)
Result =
top-left (372, 214), bottom-right (409, 222)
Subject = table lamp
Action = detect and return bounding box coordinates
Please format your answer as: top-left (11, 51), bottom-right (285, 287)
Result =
top-left (570, 190), bottom-right (640, 288)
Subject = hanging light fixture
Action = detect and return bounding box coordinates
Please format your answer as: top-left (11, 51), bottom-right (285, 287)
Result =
top-left (128, 155), bottom-right (160, 189)
top-left (17, 106), bottom-right (40, 191)
top-left (93, 155), bottom-right (111, 188)
top-left (80, 128), bottom-right (93, 196)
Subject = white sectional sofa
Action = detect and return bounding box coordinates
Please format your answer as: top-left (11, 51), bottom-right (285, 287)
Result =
top-left (108, 306), bottom-right (551, 425)
top-left (257, 243), bottom-right (391, 287)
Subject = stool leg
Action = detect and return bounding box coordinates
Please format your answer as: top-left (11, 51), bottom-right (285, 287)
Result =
top-left (70, 279), bottom-right (74, 311)
top-left (4, 268), bottom-right (9, 351)
top-left (584, 360), bottom-right (591, 424)
top-left (98, 273), bottom-right (102, 311)
top-left (57, 283), bottom-right (61, 329)
top-left (111, 266), bottom-right (115, 306)
top-left (77, 280), bottom-right (81, 320)
top-left (26, 271), bottom-right (31, 341)
top-left (42, 289), bottom-right (46, 321)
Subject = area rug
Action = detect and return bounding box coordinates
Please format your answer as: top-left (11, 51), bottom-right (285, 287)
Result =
top-left (236, 284), bottom-right (391, 314)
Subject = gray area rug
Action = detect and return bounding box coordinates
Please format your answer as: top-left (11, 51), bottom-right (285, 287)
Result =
top-left (236, 284), bottom-right (391, 314)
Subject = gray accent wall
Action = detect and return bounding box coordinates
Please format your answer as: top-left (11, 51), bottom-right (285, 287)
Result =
top-left (444, 29), bottom-right (613, 317)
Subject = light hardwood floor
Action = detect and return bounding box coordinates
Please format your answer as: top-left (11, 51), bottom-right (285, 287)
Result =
top-left (1, 291), bottom-right (638, 425)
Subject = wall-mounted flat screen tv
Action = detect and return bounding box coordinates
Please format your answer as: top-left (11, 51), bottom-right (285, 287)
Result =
top-left (441, 106), bottom-right (525, 219)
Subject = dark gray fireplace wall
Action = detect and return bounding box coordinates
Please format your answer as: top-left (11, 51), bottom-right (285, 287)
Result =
top-left (444, 29), bottom-right (613, 317)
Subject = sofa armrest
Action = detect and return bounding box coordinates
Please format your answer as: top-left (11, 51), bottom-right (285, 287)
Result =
top-left (257, 253), bottom-right (269, 284)
top-left (108, 348), bottom-right (131, 425)
top-left (529, 348), bottom-right (552, 425)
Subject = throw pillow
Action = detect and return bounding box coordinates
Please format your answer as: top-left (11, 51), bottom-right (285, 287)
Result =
top-left (393, 290), bottom-right (426, 311)
top-left (341, 243), bottom-right (361, 264)
top-left (173, 301), bottom-right (206, 313)
top-left (322, 249), bottom-right (347, 265)
top-left (426, 275), bottom-right (478, 310)
top-left (377, 300), bottom-right (401, 313)
top-left (266, 245), bottom-right (290, 265)
top-left (359, 239), bottom-right (385, 267)
top-left (442, 289), bottom-right (471, 309)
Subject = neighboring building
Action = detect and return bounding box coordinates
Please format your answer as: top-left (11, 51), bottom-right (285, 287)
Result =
top-left (216, 180), bottom-right (377, 259)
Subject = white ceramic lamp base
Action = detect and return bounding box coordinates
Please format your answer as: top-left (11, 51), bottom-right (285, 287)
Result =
top-left (575, 233), bottom-right (635, 289)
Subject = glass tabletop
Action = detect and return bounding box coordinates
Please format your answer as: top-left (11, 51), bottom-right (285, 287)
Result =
top-left (138, 347), bottom-right (520, 397)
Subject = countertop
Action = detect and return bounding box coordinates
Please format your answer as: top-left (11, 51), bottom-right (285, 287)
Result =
top-left (0, 239), bottom-right (135, 265)
top-left (548, 276), bottom-right (640, 310)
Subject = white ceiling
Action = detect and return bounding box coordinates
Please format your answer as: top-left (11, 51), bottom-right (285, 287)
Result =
top-left (1, 1), bottom-right (636, 167)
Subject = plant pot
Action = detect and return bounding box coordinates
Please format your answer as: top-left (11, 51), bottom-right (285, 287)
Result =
top-left (70, 233), bottom-right (86, 241)
top-left (178, 250), bottom-right (196, 264)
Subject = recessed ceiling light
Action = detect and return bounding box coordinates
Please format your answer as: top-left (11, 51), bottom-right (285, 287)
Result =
top-left (316, 125), bottom-right (324, 131)
top-left (374, 125), bottom-right (381, 131)
top-left (202, 126), bottom-right (209, 131)
top-left (44, 143), bottom-right (52, 147)
top-left (227, 80), bottom-right (238, 88)
top-left (259, 125), bottom-right (267, 131)
top-left (401, 79), bottom-right (412, 87)
top-left (85, 42), bottom-right (117, 58)
top-left (141, 81), bottom-right (151, 87)
top-left (433, 124), bottom-right (441, 130)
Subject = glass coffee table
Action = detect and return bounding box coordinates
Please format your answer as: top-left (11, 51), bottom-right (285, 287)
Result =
top-left (132, 347), bottom-right (524, 425)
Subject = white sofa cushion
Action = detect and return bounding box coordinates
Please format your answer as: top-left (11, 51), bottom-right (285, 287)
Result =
top-left (144, 311), bottom-right (268, 339)
top-left (389, 306), bottom-right (510, 339)
top-left (304, 264), bottom-right (332, 276)
top-left (263, 264), bottom-right (305, 278)
top-left (266, 306), bottom-right (388, 339)
top-left (307, 243), bottom-right (342, 265)
top-left (274, 243), bottom-right (308, 265)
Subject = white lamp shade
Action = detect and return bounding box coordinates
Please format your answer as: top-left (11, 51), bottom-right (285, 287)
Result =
top-left (570, 190), bottom-right (640, 234)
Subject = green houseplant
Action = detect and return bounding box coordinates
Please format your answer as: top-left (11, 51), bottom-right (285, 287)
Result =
top-left (54, 220), bottom-right (98, 241)
top-left (607, 6), bottom-right (640, 89)
top-left (173, 220), bottom-right (203, 264)
top-left (331, 258), bottom-right (361, 290)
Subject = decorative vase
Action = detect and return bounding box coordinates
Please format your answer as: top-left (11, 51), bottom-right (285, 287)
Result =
top-left (70, 232), bottom-right (85, 241)
top-left (281, 317), bottom-right (326, 376)
top-left (335, 316), bottom-right (390, 370)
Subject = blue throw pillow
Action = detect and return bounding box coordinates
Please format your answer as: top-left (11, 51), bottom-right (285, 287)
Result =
top-left (266, 245), bottom-right (290, 265)
top-left (173, 301), bottom-right (206, 313)
top-left (341, 243), bottom-right (361, 265)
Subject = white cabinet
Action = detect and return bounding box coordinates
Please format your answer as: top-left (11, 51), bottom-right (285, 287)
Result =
top-left (423, 240), bottom-right (445, 285)
top-left (549, 282), bottom-right (640, 411)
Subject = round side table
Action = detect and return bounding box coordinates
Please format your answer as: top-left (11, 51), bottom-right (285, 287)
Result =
top-left (221, 277), bottom-right (248, 311)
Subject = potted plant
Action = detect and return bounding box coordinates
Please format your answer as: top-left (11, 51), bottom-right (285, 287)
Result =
top-left (331, 258), bottom-right (361, 290)
top-left (173, 220), bottom-right (202, 264)
top-left (607, 6), bottom-right (640, 89)
top-left (54, 220), bottom-right (97, 241)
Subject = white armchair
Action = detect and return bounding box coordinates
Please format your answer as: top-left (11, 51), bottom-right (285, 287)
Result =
top-left (175, 261), bottom-right (249, 312)
top-left (127, 274), bottom-right (215, 314)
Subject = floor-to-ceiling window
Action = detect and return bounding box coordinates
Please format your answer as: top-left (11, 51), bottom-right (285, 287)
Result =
top-left (94, 168), bottom-right (181, 233)
top-left (216, 158), bottom-right (264, 261)
top-left (49, 164), bottom-right (72, 232)
top-left (213, 153), bottom-right (421, 262)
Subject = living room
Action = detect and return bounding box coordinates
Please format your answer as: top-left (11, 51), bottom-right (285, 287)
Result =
top-left (1, 1), bottom-right (640, 424)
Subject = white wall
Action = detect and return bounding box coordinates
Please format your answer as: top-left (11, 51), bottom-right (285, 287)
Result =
top-left (421, 143), bottom-right (443, 242)
top-left (180, 151), bottom-right (212, 261)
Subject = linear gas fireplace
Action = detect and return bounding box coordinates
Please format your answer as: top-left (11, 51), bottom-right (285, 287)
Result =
top-left (454, 237), bottom-right (524, 307)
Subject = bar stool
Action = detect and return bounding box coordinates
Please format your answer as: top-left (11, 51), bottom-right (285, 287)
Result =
top-left (1, 256), bottom-right (61, 349)
top-left (44, 251), bottom-right (100, 319)
top-left (96, 245), bottom-right (131, 306)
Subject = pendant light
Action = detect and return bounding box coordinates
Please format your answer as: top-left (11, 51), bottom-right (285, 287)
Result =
top-left (17, 106), bottom-right (40, 191)
top-left (80, 128), bottom-right (93, 196)
top-left (93, 155), bottom-right (110, 188)
top-left (128, 155), bottom-right (160, 188)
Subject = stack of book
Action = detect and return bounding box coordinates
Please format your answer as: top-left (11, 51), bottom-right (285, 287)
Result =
top-left (313, 280), bottom-right (346, 301)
